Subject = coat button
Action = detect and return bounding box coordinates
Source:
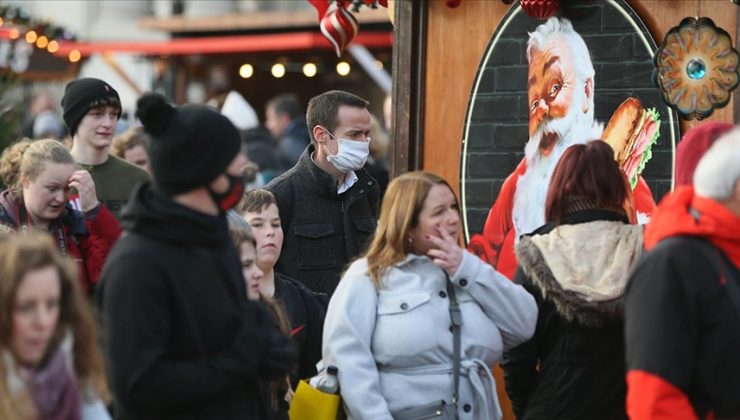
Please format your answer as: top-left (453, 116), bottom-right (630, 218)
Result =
top-left (459, 278), bottom-right (468, 287)
top-left (400, 302), bottom-right (409, 310)
top-left (439, 291), bottom-right (447, 298)
top-left (463, 404), bottom-right (471, 413)
top-left (368, 181), bottom-right (372, 185)
top-left (360, 189), bottom-right (365, 194)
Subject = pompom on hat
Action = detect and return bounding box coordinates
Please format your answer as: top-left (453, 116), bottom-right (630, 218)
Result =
top-left (136, 93), bottom-right (241, 195)
top-left (61, 78), bottom-right (121, 135)
top-left (675, 122), bottom-right (734, 187)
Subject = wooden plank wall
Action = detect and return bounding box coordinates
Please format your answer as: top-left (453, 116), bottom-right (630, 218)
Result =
top-left (422, 0), bottom-right (739, 197)
top-left (421, 2), bottom-right (737, 419)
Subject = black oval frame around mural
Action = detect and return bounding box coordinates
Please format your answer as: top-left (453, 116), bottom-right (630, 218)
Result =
top-left (460, 0), bottom-right (680, 243)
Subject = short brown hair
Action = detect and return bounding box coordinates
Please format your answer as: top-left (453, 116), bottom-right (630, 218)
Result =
top-left (545, 140), bottom-right (631, 223)
top-left (238, 188), bottom-right (277, 215)
top-left (306, 90), bottom-right (369, 144)
top-left (111, 126), bottom-right (150, 159)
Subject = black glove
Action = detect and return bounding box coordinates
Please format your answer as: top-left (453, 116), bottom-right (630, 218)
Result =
top-left (259, 329), bottom-right (297, 380)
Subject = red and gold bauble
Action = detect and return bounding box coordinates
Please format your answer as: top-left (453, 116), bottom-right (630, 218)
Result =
top-left (520, 0), bottom-right (559, 20)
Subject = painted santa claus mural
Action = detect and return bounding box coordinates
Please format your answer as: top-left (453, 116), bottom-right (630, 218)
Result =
top-left (467, 17), bottom-right (659, 279)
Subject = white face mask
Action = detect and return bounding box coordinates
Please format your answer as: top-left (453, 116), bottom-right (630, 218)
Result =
top-left (322, 129), bottom-right (370, 173)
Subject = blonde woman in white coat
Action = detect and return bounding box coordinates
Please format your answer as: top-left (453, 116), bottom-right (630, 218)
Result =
top-left (321, 171), bottom-right (538, 420)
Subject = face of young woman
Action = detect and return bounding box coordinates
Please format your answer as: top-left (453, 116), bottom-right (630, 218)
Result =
top-left (408, 184), bottom-right (461, 255)
top-left (10, 265), bottom-right (62, 368)
top-left (22, 162), bottom-right (75, 226)
top-left (245, 204), bottom-right (284, 271)
top-left (239, 242), bottom-right (263, 301)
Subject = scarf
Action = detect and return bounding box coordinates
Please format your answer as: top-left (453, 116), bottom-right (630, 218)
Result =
top-left (5, 338), bottom-right (82, 420)
top-left (644, 186), bottom-right (740, 267)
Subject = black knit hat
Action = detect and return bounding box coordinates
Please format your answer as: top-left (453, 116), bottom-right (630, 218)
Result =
top-left (136, 93), bottom-right (241, 195)
top-left (61, 78), bottom-right (121, 135)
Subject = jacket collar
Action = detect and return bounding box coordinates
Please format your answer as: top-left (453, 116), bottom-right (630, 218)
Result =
top-left (297, 144), bottom-right (370, 198)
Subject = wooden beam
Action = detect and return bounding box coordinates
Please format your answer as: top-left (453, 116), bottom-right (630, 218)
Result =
top-left (138, 8), bottom-right (390, 33)
top-left (389, 0), bottom-right (426, 178)
top-left (101, 53), bottom-right (144, 96)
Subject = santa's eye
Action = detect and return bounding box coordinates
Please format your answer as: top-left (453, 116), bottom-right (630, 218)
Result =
top-left (549, 83), bottom-right (561, 98)
top-left (530, 100), bottom-right (538, 113)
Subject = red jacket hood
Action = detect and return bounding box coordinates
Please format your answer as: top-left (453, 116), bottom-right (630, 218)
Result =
top-left (644, 186), bottom-right (740, 266)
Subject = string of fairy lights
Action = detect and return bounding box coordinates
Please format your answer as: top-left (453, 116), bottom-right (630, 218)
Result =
top-left (238, 59), bottom-right (384, 79)
top-left (0, 4), bottom-right (81, 64)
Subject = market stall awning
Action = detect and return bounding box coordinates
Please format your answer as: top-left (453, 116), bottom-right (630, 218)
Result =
top-left (54, 31), bottom-right (392, 57)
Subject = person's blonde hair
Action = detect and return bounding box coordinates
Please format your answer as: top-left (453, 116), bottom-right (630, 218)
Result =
top-left (0, 231), bottom-right (108, 420)
top-left (0, 138), bottom-right (73, 195)
top-left (110, 126), bottom-right (150, 159)
top-left (364, 171), bottom-right (455, 286)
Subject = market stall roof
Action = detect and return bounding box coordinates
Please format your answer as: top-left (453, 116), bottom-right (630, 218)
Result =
top-left (53, 31), bottom-right (392, 57)
top-left (138, 8), bottom-right (390, 33)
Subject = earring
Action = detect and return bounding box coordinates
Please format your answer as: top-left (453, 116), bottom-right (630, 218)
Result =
top-left (408, 236), bottom-right (414, 243)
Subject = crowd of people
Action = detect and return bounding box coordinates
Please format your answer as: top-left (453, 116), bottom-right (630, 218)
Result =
top-left (0, 55), bottom-right (738, 420)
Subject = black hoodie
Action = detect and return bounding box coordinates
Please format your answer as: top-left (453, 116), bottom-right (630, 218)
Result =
top-left (98, 183), bottom-right (273, 420)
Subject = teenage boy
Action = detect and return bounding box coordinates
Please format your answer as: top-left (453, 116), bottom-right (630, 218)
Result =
top-left (240, 188), bottom-right (327, 385)
top-left (62, 78), bottom-right (150, 220)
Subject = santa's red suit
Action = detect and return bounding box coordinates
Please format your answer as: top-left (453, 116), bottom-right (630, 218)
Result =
top-left (468, 158), bottom-right (656, 280)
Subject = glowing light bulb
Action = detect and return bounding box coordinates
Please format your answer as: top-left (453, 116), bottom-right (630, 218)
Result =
top-left (69, 49), bottom-right (81, 63)
top-left (303, 63), bottom-right (317, 78)
top-left (239, 64), bottom-right (254, 79)
top-left (25, 30), bottom-right (37, 44)
top-left (336, 61), bottom-right (351, 76)
top-left (271, 63), bottom-right (286, 78)
top-left (47, 40), bottom-right (59, 53)
top-left (36, 35), bottom-right (48, 49)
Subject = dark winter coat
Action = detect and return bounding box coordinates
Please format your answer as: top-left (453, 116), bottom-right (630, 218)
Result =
top-left (97, 183), bottom-right (274, 420)
top-left (266, 145), bottom-right (379, 295)
top-left (626, 238), bottom-right (740, 418)
top-left (275, 273), bottom-right (328, 386)
top-left (503, 210), bottom-right (643, 420)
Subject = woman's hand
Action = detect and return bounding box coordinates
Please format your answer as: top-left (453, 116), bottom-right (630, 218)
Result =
top-left (426, 225), bottom-right (463, 276)
top-left (69, 170), bottom-right (99, 213)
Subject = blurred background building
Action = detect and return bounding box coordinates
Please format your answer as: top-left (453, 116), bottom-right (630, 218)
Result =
top-left (0, 0), bottom-right (392, 144)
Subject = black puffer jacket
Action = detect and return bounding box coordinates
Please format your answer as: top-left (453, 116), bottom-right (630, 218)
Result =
top-left (502, 210), bottom-right (643, 420)
top-left (98, 183), bottom-right (283, 420)
top-left (266, 145), bottom-right (379, 295)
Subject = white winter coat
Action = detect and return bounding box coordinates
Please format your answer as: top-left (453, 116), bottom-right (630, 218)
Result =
top-left (321, 251), bottom-right (538, 420)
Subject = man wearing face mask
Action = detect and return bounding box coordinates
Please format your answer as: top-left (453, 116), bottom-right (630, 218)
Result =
top-left (97, 93), bottom-right (296, 420)
top-left (266, 90), bottom-right (379, 295)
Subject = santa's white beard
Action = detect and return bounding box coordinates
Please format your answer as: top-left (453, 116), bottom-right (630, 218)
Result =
top-left (512, 96), bottom-right (604, 241)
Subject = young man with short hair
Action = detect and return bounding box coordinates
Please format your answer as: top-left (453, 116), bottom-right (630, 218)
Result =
top-left (265, 90), bottom-right (379, 295)
top-left (62, 78), bottom-right (150, 220)
top-left (240, 188), bottom-right (327, 386)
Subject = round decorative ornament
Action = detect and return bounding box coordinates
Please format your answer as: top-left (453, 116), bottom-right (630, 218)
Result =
top-left (520, 0), bottom-right (559, 20)
top-left (320, 4), bottom-right (359, 57)
top-left (501, 0), bottom-right (515, 4)
top-left (655, 17), bottom-right (740, 120)
top-left (445, 0), bottom-right (462, 8)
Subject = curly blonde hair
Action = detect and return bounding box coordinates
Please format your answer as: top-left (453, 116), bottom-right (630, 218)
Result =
top-left (0, 139), bottom-right (73, 195)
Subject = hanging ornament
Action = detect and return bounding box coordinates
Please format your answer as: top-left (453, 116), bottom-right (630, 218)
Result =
top-left (502, 0), bottom-right (515, 4)
top-left (520, 0), bottom-right (559, 20)
top-left (655, 17), bottom-right (740, 120)
top-left (320, 4), bottom-right (359, 57)
top-left (445, 0), bottom-right (462, 8)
